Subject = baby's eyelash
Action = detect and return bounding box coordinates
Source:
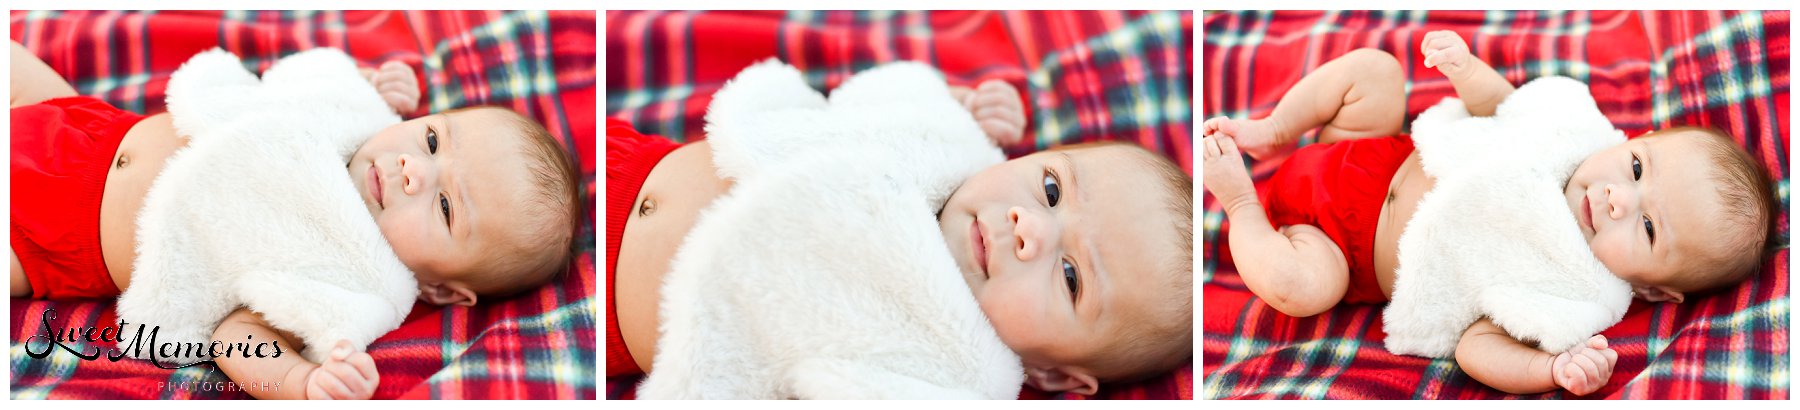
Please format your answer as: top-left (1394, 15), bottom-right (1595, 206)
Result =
top-left (440, 193), bottom-right (452, 228)
top-left (426, 126), bottom-right (439, 154)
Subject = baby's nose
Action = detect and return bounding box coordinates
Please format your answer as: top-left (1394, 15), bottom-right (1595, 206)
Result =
top-left (398, 154), bottom-right (423, 195)
top-left (1603, 184), bottom-right (1633, 219)
top-left (1008, 207), bottom-right (1048, 261)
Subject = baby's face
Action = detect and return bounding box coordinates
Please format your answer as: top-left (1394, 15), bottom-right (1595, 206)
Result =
top-left (937, 144), bottom-right (1181, 371)
top-left (348, 108), bottom-right (536, 300)
top-left (1565, 130), bottom-right (1727, 300)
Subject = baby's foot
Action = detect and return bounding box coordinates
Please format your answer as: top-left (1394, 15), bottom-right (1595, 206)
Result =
top-left (1421, 30), bottom-right (1474, 80)
top-left (1202, 133), bottom-right (1259, 216)
top-left (1203, 116), bottom-right (1291, 160)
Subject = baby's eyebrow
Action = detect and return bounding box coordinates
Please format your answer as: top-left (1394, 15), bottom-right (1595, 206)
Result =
top-left (446, 112), bottom-right (477, 241)
top-left (1647, 143), bottom-right (1672, 256)
top-left (1057, 152), bottom-right (1082, 203)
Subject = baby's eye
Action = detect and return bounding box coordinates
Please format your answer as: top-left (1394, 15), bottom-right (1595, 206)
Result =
top-left (1043, 170), bottom-right (1062, 207)
top-left (1643, 215), bottom-right (1655, 244)
top-left (427, 128), bottom-right (439, 154)
top-left (439, 193), bottom-right (452, 228)
top-left (1631, 154), bottom-right (1641, 180)
top-left (1061, 259), bottom-right (1080, 303)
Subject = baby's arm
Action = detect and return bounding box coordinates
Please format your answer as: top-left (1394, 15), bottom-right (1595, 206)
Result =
top-left (213, 307), bottom-right (380, 399)
top-left (1455, 318), bottom-right (1617, 395)
top-left (1421, 31), bottom-right (1514, 117)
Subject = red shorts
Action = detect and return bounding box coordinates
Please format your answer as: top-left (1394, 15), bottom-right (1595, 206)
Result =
top-left (604, 118), bottom-right (682, 377)
top-left (10, 96), bottom-right (145, 300)
top-left (1258, 135), bottom-right (1414, 304)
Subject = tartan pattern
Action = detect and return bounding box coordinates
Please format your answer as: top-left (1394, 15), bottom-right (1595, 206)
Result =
top-left (604, 10), bottom-right (1193, 400)
top-left (9, 10), bottom-right (598, 399)
top-left (1201, 10), bottom-right (1789, 399)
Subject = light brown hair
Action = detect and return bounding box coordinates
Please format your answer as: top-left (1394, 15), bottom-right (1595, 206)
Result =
top-left (1054, 142), bottom-right (1194, 382)
top-left (457, 106), bottom-right (582, 297)
top-left (1662, 126), bottom-right (1779, 294)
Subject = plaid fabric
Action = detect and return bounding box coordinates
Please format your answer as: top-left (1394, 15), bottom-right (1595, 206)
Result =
top-left (9, 10), bottom-right (598, 399)
top-left (1202, 10), bottom-right (1789, 399)
top-left (604, 10), bottom-right (1193, 400)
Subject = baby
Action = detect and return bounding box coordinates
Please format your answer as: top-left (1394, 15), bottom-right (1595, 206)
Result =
top-left (9, 43), bottom-right (581, 399)
top-left (608, 70), bottom-right (1192, 395)
top-left (1201, 31), bottom-right (1778, 395)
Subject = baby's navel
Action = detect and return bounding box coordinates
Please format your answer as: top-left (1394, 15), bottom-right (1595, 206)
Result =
top-left (115, 154), bottom-right (131, 169)
top-left (638, 197), bottom-right (657, 217)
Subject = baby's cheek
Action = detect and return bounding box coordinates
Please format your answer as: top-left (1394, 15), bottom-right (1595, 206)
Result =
top-left (977, 291), bottom-right (1048, 349)
top-left (1588, 238), bottom-right (1634, 275)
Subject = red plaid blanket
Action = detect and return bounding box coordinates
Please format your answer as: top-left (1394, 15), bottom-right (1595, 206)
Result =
top-left (604, 10), bottom-right (1193, 400)
top-left (1202, 10), bottom-right (1789, 399)
top-left (9, 10), bottom-right (597, 399)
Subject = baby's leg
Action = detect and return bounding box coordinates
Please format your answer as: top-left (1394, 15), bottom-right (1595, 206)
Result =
top-left (1203, 48), bottom-right (1405, 158)
top-left (1203, 135), bottom-right (1348, 317)
top-left (10, 41), bottom-right (77, 108)
top-left (9, 247), bottom-right (28, 297)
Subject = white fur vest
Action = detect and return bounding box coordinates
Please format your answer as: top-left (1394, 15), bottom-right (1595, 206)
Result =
top-left (637, 60), bottom-right (1023, 399)
top-left (1382, 76), bottom-right (1633, 358)
top-left (115, 48), bottom-right (417, 365)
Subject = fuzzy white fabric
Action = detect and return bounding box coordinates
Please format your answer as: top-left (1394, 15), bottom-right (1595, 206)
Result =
top-left (115, 48), bottom-right (417, 365)
top-left (636, 60), bottom-right (1021, 399)
top-left (1382, 76), bottom-right (1634, 358)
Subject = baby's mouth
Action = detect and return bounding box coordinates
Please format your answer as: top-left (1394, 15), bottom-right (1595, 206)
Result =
top-left (1580, 195), bottom-right (1594, 234)
top-left (970, 218), bottom-right (989, 279)
top-left (368, 164), bottom-right (386, 210)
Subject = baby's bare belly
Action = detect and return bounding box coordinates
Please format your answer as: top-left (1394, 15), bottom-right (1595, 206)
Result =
top-left (98, 113), bottom-right (189, 293)
top-left (1371, 151), bottom-right (1434, 300)
top-left (614, 140), bottom-right (733, 373)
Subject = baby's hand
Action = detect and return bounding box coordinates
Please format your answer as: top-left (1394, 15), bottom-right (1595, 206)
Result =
top-left (1550, 335), bottom-right (1618, 396)
top-left (305, 340), bottom-right (379, 400)
top-left (1421, 30), bottom-right (1474, 80)
top-left (959, 79), bottom-right (1026, 146)
top-left (365, 61), bottom-right (420, 115)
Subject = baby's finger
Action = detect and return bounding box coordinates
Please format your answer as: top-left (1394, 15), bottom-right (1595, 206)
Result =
top-left (1203, 116), bottom-right (1226, 134)
top-left (1589, 335), bottom-right (1609, 350)
top-left (1202, 135), bottom-right (1221, 157)
top-left (975, 79), bottom-right (1016, 95)
top-left (378, 61), bottom-right (412, 77)
top-left (1423, 51), bottom-right (1440, 68)
top-left (1601, 348), bottom-right (1619, 369)
top-left (978, 118), bottom-right (1022, 145)
top-left (383, 91), bottom-right (418, 113)
top-left (1571, 353), bottom-right (1601, 382)
top-left (975, 105), bottom-right (1025, 130)
top-left (378, 79), bottom-right (415, 96)
top-left (1216, 134), bottom-right (1240, 157)
top-left (327, 363), bottom-right (372, 399)
top-left (971, 92), bottom-right (1016, 112)
top-left (346, 352), bottom-right (381, 387)
top-left (1559, 365), bottom-right (1581, 391)
top-left (318, 371), bottom-right (355, 399)
top-left (331, 340), bottom-right (353, 361)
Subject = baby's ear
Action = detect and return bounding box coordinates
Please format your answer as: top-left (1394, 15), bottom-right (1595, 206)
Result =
top-left (1634, 286), bottom-right (1685, 304)
top-left (419, 282), bottom-right (479, 307)
top-left (1024, 366), bottom-right (1099, 396)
